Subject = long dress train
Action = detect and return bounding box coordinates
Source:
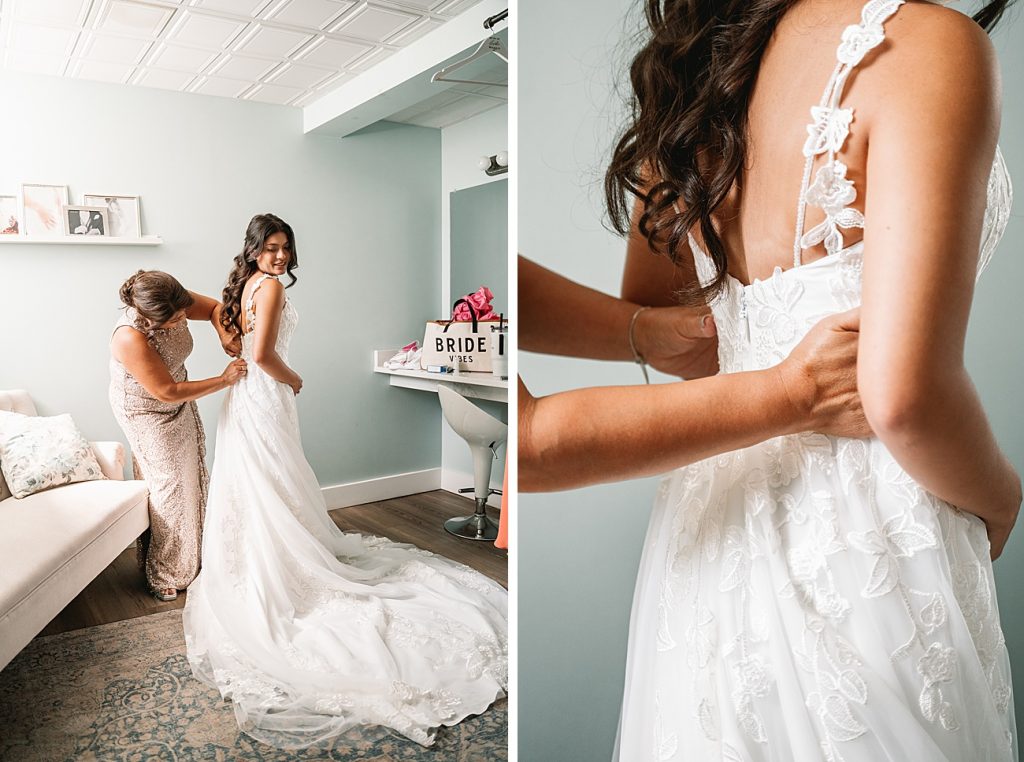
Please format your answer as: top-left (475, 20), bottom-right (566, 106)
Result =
top-left (183, 275), bottom-right (508, 749)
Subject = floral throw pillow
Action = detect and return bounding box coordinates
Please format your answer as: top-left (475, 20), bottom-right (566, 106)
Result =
top-left (0, 410), bottom-right (105, 499)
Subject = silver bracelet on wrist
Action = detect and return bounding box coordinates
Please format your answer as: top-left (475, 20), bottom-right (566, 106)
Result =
top-left (628, 305), bottom-right (652, 385)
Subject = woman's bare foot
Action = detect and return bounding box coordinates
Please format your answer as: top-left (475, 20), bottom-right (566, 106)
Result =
top-left (153, 587), bottom-right (177, 602)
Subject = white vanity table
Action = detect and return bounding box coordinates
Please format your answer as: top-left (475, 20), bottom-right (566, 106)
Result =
top-left (372, 349), bottom-right (508, 403)
top-left (375, 144), bottom-right (509, 504)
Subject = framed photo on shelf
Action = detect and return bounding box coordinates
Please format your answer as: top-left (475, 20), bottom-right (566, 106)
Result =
top-left (0, 195), bottom-right (18, 235)
top-left (83, 194), bottom-right (141, 238)
top-left (20, 184), bottom-right (69, 237)
top-left (64, 206), bottom-right (109, 237)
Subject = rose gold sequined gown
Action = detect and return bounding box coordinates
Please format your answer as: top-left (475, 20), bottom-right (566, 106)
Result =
top-left (109, 307), bottom-right (208, 591)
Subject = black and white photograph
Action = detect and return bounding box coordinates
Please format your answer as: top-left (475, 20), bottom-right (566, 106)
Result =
top-left (20, 183), bottom-right (68, 237)
top-left (0, 195), bottom-right (18, 235)
top-left (64, 205), bottom-right (108, 236)
top-left (83, 194), bottom-right (140, 238)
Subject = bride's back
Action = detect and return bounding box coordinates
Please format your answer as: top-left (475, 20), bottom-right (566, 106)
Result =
top-left (707, 0), bottom-right (992, 284)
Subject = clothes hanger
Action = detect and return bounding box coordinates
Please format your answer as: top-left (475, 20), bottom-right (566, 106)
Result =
top-left (430, 11), bottom-right (508, 88)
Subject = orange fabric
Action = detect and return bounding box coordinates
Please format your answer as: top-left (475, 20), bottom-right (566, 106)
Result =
top-left (495, 461), bottom-right (508, 549)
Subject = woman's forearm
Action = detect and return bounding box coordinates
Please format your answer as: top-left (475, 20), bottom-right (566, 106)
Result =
top-left (519, 256), bottom-right (638, 359)
top-left (154, 375), bottom-right (228, 403)
top-left (868, 369), bottom-right (1021, 525)
top-left (520, 369), bottom-right (805, 492)
top-left (186, 291), bottom-right (218, 321)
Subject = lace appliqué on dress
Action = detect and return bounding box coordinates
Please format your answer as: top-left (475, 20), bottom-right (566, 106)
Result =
top-left (794, 1), bottom-right (904, 265)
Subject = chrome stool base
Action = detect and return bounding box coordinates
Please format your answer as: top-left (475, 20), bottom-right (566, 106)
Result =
top-left (444, 497), bottom-right (500, 541)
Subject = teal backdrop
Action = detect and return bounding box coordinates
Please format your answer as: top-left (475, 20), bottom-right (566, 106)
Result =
top-left (518, 2), bottom-right (1024, 761)
top-left (0, 68), bottom-right (443, 487)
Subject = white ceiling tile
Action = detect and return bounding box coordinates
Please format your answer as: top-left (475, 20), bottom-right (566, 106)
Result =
top-left (97, 1), bottom-right (176, 37)
top-left (81, 32), bottom-right (153, 64)
top-left (8, 22), bottom-right (78, 57)
top-left (5, 49), bottom-right (67, 76)
top-left (209, 52), bottom-right (278, 79)
top-left (331, 5), bottom-right (414, 42)
top-left (290, 90), bottom-right (321, 107)
top-left (386, 15), bottom-right (441, 45)
top-left (374, 0), bottom-right (436, 10)
top-left (72, 58), bottom-right (134, 83)
top-left (267, 0), bottom-right (352, 29)
top-left (190, 74), bottom-right (252, 97)
top-left (245, 81), bottom-right (302, 103)
top-left (294, 36), bottom-right (368, 67)
top-left (133, 66), bottom-right (196, 90)
top-left (431, 0), bottom-right (482, 15)
top-left (168, 10), bottom-right (248, 48)
top-left (266, 60), bottom-right (333, 88)
top-left (235, 23), bottom-right (312, 57)
top-left (312, 69), bottom-right (352, 91)
top-left (349, 45), bottom-right (392, 70)
top-left (188, 0), bottom-right (271, 15)
top-left (12, 0), bottom-right (90, 26)
top-left (148, 42), bottom-right (220, 72)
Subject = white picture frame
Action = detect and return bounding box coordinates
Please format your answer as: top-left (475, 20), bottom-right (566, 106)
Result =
top-left (83, 194), bottom-right (141, 239)
top-left (0, 195), bottom-right (18, 235)
top-left (64, 205), bottom-right (109, 237)
top-left (20, 184), bottom-right (69, 237)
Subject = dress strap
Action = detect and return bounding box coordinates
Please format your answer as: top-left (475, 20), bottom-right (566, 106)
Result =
top-left (792, 0), bottom-right (905, 267)
top-left (244, 273), bottom-right (277, 334)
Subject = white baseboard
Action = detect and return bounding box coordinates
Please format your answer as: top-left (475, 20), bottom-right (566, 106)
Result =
top-left (322, 468), bottom-right (442, 509)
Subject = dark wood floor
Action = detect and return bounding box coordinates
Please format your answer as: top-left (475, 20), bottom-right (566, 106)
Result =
top-left (41, 490), bottom-right (505, 636)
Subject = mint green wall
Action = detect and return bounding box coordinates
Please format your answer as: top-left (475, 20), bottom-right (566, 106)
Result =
top-left (0, 69), bottom-right (442, 485)
top-left (518, 2), bottom-right (1024, 761)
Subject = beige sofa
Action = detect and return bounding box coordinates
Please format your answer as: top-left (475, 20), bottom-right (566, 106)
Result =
top-left (0, 389), bottom-right (150, 671)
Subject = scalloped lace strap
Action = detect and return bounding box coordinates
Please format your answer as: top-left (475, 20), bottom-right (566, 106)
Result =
top-left (792, 0), bottom-right (905, 267)
top-left (244, 273), bottom-right (276, 334)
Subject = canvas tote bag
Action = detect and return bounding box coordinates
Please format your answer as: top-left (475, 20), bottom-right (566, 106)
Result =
top-left (421, 298), bottom-right (500, 372)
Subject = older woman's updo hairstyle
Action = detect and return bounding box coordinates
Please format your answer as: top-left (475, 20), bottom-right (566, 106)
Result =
top-left (119, 270), bottom-right (194, 330)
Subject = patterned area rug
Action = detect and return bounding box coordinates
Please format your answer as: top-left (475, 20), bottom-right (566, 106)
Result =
top-left (0, 610), bottom-right (506, 762)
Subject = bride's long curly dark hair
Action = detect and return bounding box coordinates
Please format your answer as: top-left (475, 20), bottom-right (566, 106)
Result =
top-left (220, 214), bottom-right (299, 335)
top-left (605, 0), bottom-right (1015, 305)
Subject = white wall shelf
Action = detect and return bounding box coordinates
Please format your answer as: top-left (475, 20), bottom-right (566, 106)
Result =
top-left (0, 235), bottom-right (162, 246)
top-left (373, 349), bottom-right (507, 403)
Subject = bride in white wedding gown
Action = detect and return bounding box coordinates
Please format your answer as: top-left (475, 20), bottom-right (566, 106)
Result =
top-left (182, 214), bottom-right (507, 749)
top-left (606, 0), bottom-right (1020, 760)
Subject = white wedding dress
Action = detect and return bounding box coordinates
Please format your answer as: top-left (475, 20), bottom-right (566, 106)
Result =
top-left (182, 274), bottom-right (508, 749)
top-left (615, 2), bottom-right (1016, 760)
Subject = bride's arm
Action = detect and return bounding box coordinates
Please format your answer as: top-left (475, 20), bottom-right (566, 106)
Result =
top-left (251, 278), bottom-right (303, 394)
top-left (621, 197), bottom-right (695, 308)
top-left (858, 9), bottom-right (1020, 558)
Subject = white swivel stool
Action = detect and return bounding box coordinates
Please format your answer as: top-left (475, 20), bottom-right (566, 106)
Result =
top-left (437, 385), bottom-right (506, 541)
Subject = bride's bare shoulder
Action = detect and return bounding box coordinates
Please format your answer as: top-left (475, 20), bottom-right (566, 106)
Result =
top-left (856, 3), bottom-right (999, 134)
top-left (882, 3), bottom-right (997, 80)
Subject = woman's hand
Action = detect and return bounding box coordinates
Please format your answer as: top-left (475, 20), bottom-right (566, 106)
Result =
top-left (288, 375), bottom-right (303, 395)
top-left (221, 359), bottom-right (247, 385)
top-left (633, 305), bottom-right (719, 379)
top-left (776, 308), bottom-right (871, 439)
